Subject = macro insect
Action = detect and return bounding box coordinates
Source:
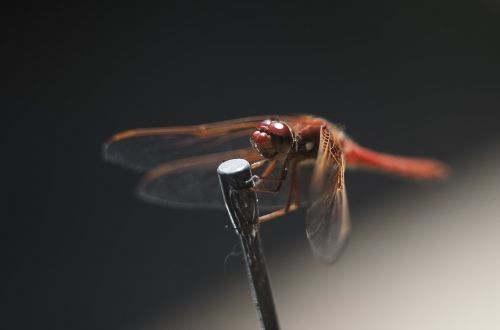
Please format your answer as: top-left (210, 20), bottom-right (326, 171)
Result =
top-left (104, 115), bottom-right (447, 263)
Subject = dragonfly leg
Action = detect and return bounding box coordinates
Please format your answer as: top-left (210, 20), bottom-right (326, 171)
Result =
top-left (258, 203), bottom-right (300, 223)
top-left (254, 160), bottom-right (278, 179)
top-left (252, 159), bottom-right (289, 193)
top-left (285, 160), bottom-right (301, 212)
top-left (252, 159), bottom-right (291, 181)
top-left (251, 159), bottom-right (268, 171)
top-left (258, 161), bottom-right (301, 223)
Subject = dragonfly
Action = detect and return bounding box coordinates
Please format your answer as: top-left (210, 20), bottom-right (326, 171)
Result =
top-left (103, 115), bottom-right (448, 264)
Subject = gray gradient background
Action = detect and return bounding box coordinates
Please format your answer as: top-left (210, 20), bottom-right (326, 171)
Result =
top-left (3, 2), bottom-right (500, 329)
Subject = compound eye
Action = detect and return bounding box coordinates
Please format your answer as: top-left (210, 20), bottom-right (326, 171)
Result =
top-left (268, 121), bottom-right (293, 154)
top-left (269, 122), bottom-right (286, 133)
top-left (260, 119), bottom-right (272, 126)
top-left (250, 119), bottom-right (294, 158)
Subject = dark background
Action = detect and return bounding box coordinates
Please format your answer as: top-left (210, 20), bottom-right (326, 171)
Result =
top-left (3, 1), bottom-right (499, 329)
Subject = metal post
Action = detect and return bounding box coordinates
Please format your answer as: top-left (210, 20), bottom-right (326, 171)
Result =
top-left (217, 159), bottom-right (280, 330)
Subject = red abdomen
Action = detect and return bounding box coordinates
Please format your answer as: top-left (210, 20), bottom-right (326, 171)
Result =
top-left (343, 139), bottom-right (449, 180)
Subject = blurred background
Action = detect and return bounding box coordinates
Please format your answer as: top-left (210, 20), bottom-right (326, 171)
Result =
top-left (3, 1), bottom-right (499, 329)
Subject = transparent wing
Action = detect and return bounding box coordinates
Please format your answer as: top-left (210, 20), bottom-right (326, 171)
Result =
top-left (137, 148), bottom-right (262, 209)
top-left (102, 115), bottom-right (313, 209)
top-left (103, 115), bottom-right (289, 171)
top-left (137, 148), bottom-right (310, 209)
top-left (305, 126), bottom-right (351, 264)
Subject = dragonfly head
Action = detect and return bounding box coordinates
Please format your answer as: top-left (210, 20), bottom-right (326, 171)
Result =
top-left (250, 119), bottom-right (294, 159)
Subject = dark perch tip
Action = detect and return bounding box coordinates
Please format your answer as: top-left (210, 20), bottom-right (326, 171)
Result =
top-left (217, 159), bottom-right (280, 330)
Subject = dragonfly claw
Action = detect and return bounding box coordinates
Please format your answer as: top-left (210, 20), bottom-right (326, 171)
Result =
top-left (246, 175), bottom-right (260, 186)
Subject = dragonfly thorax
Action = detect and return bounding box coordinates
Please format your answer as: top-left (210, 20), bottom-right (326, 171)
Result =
top-left (250, 119), bottom-right (294, 159)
